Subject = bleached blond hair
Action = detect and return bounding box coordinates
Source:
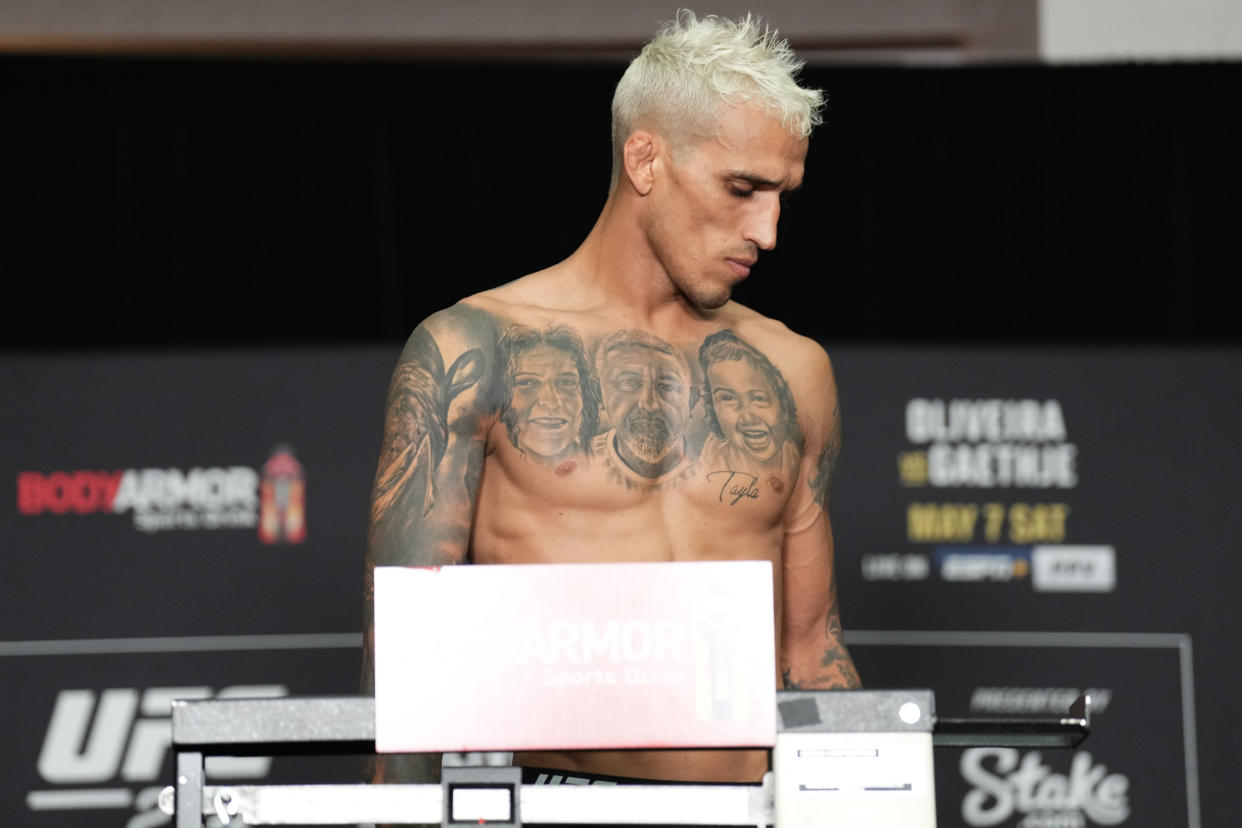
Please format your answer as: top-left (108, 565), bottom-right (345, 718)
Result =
top-left (610, 10), bottom-right (823, 186)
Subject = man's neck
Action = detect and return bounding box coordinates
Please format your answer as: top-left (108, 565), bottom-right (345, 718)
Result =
top-left (558, 196), bottom-right (714, 330)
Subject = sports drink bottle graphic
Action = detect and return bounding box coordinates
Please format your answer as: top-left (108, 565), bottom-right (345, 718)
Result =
top-left (695, 594), bottom-right (742, 722)
top-left (259, 445), bottom-right (306, 544)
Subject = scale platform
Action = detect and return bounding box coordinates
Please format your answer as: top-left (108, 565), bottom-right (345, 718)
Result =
top-left (162, 689), bottom-right (1089, 826)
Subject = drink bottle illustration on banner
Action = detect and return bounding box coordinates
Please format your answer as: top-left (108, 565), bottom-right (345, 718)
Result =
top-left (695, 591), bottom-right (744, 723)
top-left (259, 444), bottom-right (306, 545)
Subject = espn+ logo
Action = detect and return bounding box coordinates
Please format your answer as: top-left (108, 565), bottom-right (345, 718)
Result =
top-left (30, 685), bottom-right (285, 826)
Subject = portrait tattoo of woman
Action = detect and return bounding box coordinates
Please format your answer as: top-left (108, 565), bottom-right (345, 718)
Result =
top-left (498, 325), bottom-right (599, 463)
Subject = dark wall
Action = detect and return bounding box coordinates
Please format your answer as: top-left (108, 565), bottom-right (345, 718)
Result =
top-left (3, 56), bottom-right (1239, 349)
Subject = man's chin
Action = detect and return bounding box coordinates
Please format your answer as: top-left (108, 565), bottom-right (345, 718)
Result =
top-left (672, 274), bottom-right (732, 310)
top-left (687, 286), bottom-right (732, 311)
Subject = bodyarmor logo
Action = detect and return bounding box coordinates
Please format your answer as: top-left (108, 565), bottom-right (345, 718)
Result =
top-left (17, 467), bottom-right (259, 533)
top-left (29, 685), bottom-right (286, 827)
top-left (16, 445), bottom-right (307, 542)
top-left (961, 748), bottom-right (1130, 827)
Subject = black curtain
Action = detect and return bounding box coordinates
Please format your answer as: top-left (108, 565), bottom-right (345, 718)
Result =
top-left (2, 56), bottom-right (1238, 349)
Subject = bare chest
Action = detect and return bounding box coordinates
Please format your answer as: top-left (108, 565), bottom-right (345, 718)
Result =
top-left (443, 307), bottom-right (810, 561)
top-left (471, 419), bottom-right (799, 564)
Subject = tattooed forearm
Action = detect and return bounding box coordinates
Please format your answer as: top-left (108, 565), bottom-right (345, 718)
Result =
top-left (819, 577), bottom-right (861, 687)
top-left (781, 669), bottom-right (804, 690)
top-left (817, 647), bottom-right (861, 688)
top-left (783, 650), bottom-right (859, 690)
top-left (818, 612), bottom-right (862, 689)
top-left (782, 577), bottom-right (862, 690)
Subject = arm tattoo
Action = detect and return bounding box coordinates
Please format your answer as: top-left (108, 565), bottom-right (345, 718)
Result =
top-left (818, 579), bottom-right (861, 688)
top-left (781, 579), bottom-right (861, 690)
top-left (809, 396), bottom-right (841, 509)
top-left (368, 320), bottom-right (490, 562)
top-left (361, 309), bottom-right (497, 747)
top-left (781, 669), bottom-right (804, 690)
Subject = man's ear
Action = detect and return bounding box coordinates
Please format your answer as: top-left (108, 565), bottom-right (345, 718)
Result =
top-left (622, 130), bottom-right (659, 196)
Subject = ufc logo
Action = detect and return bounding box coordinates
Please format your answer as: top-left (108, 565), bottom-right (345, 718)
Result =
top-left (38, 685), bottom-right (286, 784)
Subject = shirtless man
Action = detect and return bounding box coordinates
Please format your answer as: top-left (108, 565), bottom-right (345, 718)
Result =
top-left (362, 10), bottom-right (860, 791)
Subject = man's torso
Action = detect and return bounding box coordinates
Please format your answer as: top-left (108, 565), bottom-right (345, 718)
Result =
top-left (418, 284), bottom-right (826, 782)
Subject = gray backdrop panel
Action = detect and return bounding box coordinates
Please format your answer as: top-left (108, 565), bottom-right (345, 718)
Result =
top-left (4, 346), bottom-right (1238, 827)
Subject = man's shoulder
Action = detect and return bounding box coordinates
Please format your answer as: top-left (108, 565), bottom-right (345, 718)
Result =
top-left (405, 292), bottom-right (832, 380)
top-left (405, 276), bottom-right (557, 347)
top-left (433, 271), bottom-right (589, 333)
top-left (713, 301), bottom-right (832, 373)
top-left (400, 301), bottom-right (502, 359)
top-left (708, 303), bottom-right (837, 435)
top-left (469, 265), bottom-right (582, 311)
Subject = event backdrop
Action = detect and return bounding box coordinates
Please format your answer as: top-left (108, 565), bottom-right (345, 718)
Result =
top-left (4, 345), bottom-right (1238, 827)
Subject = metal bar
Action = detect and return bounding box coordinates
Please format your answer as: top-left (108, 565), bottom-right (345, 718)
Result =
top-left (932, 716), bottom-right (1088, 748)
top-left (521, 782), bottom-right (769, 825)
top-left (174, 783), bottom-right (772, 826)
top-left (172, 696), bottom-right (375, 754)
top-left (171, 691), bottom-right (1090, 749)
top-left (213, 784), bottom-right (441, 825)
top-left (175, 751), bottom-right (204, 828)
top-left (933, 692), bottom-right (1090, 748)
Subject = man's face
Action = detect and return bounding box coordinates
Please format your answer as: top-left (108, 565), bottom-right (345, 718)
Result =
top-left (600, 344), bottom-right (692, 467)
top-left (644, 104), bottom-right (808, 309)
top-left (708, 357), bottom-right (785, 462)
top-left (508, 344), bottom-right (584, 458)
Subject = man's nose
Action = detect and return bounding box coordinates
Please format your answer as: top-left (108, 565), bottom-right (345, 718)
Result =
top-left (745, 196), bottom-right (781, 251)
